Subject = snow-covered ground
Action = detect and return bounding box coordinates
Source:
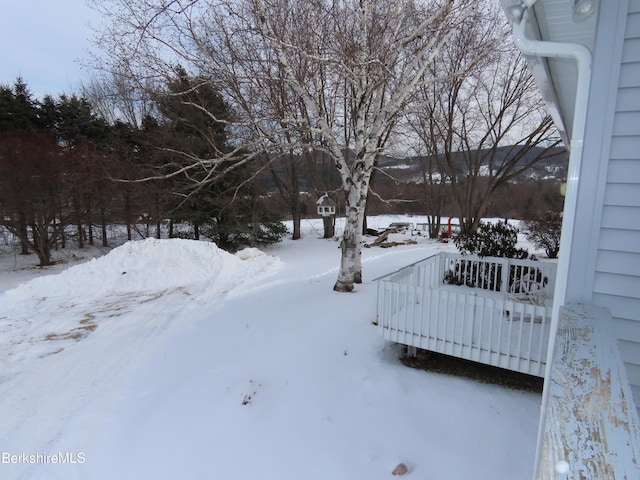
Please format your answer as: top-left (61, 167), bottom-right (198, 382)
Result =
top-left (0, 216), bottom-right (542, 480)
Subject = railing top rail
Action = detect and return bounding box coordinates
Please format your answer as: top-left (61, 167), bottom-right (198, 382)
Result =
top-left (443, 252), bottom-right (498, 260)
top-left (376, 252), bottom-right (557, 304)
top-left (373, 252), bottom-right (442, 282)
top-left (442, 252), bottom-right (556, 269)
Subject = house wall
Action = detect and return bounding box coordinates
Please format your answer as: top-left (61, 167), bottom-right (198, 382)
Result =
top-left (590, 0), bottom-right (640, 418)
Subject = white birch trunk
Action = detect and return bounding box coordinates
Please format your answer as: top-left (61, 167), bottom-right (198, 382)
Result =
top-left (333, 149), bottom-right (375, 291)
top-left (334, 188), bottom-right (362, 291)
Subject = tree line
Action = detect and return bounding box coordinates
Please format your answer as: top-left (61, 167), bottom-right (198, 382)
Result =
top-left (0, 77), bottom-right (288, 266)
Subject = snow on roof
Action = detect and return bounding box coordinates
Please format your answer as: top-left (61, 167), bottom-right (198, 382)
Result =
top-left (316, 193), bottom-right (335, 206)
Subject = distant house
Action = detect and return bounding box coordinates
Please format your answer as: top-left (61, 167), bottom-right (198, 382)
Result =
top-left (378, 1), bottom-right (640, 477)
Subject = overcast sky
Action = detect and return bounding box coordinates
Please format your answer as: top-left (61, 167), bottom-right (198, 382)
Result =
top-left (0, 0), bottom-right (100, 99)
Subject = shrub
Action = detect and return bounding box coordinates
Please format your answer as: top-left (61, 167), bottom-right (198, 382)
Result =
top-left (454, 220), bottom-right (529, 259)
top-left (523, 211), bottom-right (562, 258)
top-left (446, 221), bottom-right (532, 293)
top-left (202, 216), bottom-right (288, 252)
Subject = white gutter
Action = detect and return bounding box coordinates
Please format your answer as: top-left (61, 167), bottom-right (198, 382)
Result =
top-left (506, 4), bottom-right (593, 479)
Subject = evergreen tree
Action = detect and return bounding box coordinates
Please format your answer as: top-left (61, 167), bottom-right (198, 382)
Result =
top-left (0, 79), bottom-right (114, 263)
top-left (0, 78), bottom-right (67, 263)
top-left (0, 78), bottom-right (41, 132)
top-left (43, 94), bottom-right (113, 247)
top-left (156, 68), bottom-right (285, 250)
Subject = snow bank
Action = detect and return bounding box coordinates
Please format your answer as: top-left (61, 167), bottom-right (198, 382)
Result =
top-left (3, 238), bottom-right (280, 301)
top-left (0, 239), bottom-right (282, 479)
top-left (0, 239), bottom-right (281, 387)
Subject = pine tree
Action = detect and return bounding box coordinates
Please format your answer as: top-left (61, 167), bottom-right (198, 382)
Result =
top-left (155, 68), bottom-right (285, 250)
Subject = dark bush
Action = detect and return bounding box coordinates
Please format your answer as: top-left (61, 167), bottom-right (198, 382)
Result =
top-left (523, 211), bottom-right (562, 258)
top-left (445, 221), bottom-right (533, 293)
top-left (202, 215), bottom-right (288, 252)
top-left (454, 221), bottom-right (529, 259)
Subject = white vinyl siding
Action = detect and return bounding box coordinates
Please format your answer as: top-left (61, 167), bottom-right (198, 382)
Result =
top-left (600, 205), bottom-right (640, 229)
top-left (596, 251), bottom-right (640, 276)
top-left (598, 227), bottom-right (640, 252)
top-left (603, 183), bottom-right (640, 206)
top-left (616, 87), bottom-right (640, 110)
top-left (593, 271), bottom-right (640, 298)
top-left (622, 37), bottom-right (640, 62)
top-left (593, 2), bottom-right (640, 417)
top-left (612, 315), bottom-right (640, 343)
top-left (612, 111), bottom-right (640, 135)
top-left (607, 158), bottom-right (640, 183)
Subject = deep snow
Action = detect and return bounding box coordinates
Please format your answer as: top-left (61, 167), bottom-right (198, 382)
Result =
top-left (0, 217), bottom-right (542, 480)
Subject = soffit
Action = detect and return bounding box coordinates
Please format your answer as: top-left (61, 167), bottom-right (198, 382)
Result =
top-left (500, 0), bottom-right (598, 142)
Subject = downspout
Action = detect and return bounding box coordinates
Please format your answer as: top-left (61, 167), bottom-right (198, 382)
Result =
top-left (506, 4), bottom-right (593, 479)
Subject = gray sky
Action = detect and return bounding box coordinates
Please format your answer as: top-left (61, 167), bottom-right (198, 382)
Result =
top-left (0, 0), bottom-right (100, 99)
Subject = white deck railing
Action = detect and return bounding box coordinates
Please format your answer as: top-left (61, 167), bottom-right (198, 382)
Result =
top-left (377, 253), bottom-right (557, 377)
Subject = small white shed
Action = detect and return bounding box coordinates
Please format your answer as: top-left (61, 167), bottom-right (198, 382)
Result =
top-left (316, 193), bottom-right (337, 238)
top-left (316, 193), bottom-right (336, 217)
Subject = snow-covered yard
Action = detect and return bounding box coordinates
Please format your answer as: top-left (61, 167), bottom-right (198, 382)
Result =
top-left (0, 216), bottom-right (541, 480)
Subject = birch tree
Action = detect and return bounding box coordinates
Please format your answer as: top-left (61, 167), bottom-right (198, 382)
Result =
top-left (255, 0), bottom-right (482, 291)
top-left (90, 0), bottom-right (478, 292)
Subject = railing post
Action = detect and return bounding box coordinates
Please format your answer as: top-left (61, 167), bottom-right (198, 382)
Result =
top-left (501, 258), bottom-right (510, 294)
top-left (376, 279), bottom-right (383, 327)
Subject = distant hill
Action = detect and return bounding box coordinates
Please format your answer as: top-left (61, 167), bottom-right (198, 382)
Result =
top-left (257, 145), bottom-right (569, 198)
top-left (257, 145), bottom-right (569, 219)
top-left (378, 145), bottom-right (569, 184)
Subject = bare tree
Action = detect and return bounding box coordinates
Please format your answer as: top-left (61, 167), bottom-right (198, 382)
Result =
top-left (82, 70), bottom-right (157, 130)
top-left (255, 0), bottom-right (483, 291)
top-left (90, 0), bottom-right (479, 292)
top-left (407, 4), bottom-right (562, 233)
top-left (249, 68), bottom-right (313, 241)
top-left (452, 53), bottom-right (561, 232)
top-left (0, 131), bottom-right (71, 266)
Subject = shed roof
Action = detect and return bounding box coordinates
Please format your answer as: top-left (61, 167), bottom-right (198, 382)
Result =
top-left (316, 193), bottom-right (336, 206)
